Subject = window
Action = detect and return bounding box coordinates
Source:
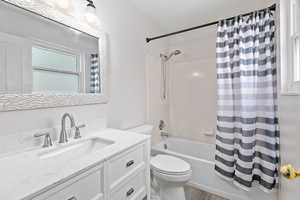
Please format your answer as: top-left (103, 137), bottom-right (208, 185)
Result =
top-left (294, 36), bottom-right (300, 81)
top-left (281, 0), bottom-right (300, 94)
top-left (291, 0), bottom-right (300, 82)
top-left (32, 46), bottom-right (80, 93)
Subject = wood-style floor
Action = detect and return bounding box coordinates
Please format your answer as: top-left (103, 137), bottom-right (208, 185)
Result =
top-left (184, 185), bottom-right (227, 200)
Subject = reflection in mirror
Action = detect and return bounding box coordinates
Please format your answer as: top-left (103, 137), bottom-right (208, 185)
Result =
top-left (0, 1), bottom-right (101, 95)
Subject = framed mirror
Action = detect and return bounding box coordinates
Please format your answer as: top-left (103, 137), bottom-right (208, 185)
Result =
top-left (0, 0), bottom-right (108, 111)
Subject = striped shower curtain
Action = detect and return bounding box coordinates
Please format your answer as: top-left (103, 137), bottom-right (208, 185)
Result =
top-left (215, 9), bottom-right (279, 192)
top-left (90, 54), bottom-right (100, 93)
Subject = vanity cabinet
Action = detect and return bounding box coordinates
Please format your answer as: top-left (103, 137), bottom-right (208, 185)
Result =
top-left (110, 169), bottom-right (146, 200)
top-left (32, 165), bottom-right (104, 200)
top-left (108, 144), bottom-right (145, 189)
top-left (107, 144), bottom-right (148, 200)
top-left (31, 142), bottom-right (150, 200)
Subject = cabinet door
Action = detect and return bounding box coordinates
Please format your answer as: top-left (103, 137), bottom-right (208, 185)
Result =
top-left (110, 169), bottom-right (146, 200)
top-left (33, 165), bottom-right (104, 200)
top-left (108, 144), bottom-right (145, 190)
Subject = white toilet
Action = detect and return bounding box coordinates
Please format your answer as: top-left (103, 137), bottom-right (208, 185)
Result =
top-left (128, 125), bottom-right (192, 200)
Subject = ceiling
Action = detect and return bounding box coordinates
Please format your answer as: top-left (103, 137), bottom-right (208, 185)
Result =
top-left (129, 0), bottom-right (276, 33)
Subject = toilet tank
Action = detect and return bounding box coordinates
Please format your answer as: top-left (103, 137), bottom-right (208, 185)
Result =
top-left (127, 125), bottom-right (153, 135)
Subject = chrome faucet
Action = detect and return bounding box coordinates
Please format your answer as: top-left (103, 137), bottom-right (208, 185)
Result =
top-left (34, 132), bottom-right (53, 148)
top-left (59, 113), bottom-right (75, 144)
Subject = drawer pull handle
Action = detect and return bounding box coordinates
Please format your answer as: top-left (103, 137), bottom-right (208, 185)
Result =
top-left (67, 196), bottom-right (78, 200)
top-left (126, 160), bottom-right (134, 167)
top-left (126, 188), bottom-right (135, 197)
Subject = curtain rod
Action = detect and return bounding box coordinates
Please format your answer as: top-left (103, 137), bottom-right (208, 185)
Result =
top-left (146, 4), bottom-right (276, 43)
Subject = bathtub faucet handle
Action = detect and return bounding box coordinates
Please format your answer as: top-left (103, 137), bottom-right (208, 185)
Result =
top-left (159, 120), bottom-right (166, 130)
top-left (161, 131), bottom-right (169, 138)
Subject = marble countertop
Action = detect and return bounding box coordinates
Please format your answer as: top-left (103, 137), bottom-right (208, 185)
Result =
top-left (0, 129), bottom-right (150, 200)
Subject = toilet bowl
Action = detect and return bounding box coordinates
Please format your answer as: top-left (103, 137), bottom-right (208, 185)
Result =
top-left (127, 125), bottom-right (192, 200)
top-left (151, 154), bottom-right (192, 200)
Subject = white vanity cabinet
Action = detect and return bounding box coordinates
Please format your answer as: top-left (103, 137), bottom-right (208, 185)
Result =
top-left (107, 144), bottom-right (149, 200)
top-left (32, 165), bottom-right (105, 200)
top-left (31, 141), bottom-right (150, 200)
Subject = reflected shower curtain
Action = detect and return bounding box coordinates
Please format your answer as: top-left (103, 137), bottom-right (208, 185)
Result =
top-left (215, 9), bottom-right (279, 191)
top-left (90, 54), bottom-right (100, 93)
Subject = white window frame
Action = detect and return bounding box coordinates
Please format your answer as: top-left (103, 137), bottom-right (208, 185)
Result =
top-left (31, 40), bottom-right (86, 94)
top-left (32, 45), bottom-right (82, 93)
top-left (280, 0), bottom-right (300, 95)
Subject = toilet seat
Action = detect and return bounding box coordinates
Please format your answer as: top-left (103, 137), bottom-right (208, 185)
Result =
top-left (152, 168), bottom-right (192, 183)
top-left (151, 154), bottom-right (191, 176)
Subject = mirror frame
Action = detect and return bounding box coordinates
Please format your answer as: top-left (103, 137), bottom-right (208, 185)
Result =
top-left (0, 0), bottom-right (109, 111)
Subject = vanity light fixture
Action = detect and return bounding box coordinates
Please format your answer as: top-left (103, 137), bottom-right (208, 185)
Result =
top-left (85, 0), bottom-right (98, 24)
top-left (55, 0), bottom-right (71, 10)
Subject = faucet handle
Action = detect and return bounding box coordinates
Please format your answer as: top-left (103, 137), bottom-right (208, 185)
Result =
top-left (161, 131), bottom-right (169, 138)
top-left (34, 132), bottom-right (53, 148)
top-left (74, 124), bottom-right (86, 139)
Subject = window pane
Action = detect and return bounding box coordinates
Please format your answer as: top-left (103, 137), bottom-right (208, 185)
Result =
top-left (296, 1), bottom-right (300, 34)
top-left (294, 37), bottom-right (300, 81)
top-left (33, 70), bottom-right (79, 93)
top-left (292, 0), bottom-right (300, 34)
top-left (32, 47), bottom-right (77, 72)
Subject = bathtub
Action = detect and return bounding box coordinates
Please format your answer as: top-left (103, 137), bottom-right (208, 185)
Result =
top-left (152, 138), bottom-right (277, 200)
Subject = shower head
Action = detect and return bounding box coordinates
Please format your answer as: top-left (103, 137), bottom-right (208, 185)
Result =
top-left (160, 50), bottom-right (182, 61)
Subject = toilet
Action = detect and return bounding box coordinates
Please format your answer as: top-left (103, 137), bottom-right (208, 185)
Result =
top-left (128, 125), bottom-right (192, 200)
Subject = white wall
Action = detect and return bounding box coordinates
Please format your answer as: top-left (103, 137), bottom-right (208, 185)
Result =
top-left (94, 0), bottom-right (165, 130)
top-left (0, 0), bottom-right (163, 154)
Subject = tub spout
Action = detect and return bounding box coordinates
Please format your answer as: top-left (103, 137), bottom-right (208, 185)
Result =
top-left (164, 143), bottom-right (168, 149)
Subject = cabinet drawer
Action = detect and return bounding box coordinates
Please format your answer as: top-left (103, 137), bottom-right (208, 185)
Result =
top-left (33, 166), bottom-right (104, 200)
top-left (108, 145), bottom-right (144, 188)
top-left (111, 170), bottom-right (146, 200)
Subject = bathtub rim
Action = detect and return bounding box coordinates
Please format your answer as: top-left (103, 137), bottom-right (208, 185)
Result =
top-left (151, 138), bottom-right (278, 200)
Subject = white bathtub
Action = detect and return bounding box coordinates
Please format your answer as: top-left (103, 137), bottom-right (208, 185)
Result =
top-left (152, 138), bottom-right (277, 200)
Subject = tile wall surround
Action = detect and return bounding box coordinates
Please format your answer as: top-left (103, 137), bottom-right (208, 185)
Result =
top-left (167, 27), bottom-right (217, 145)
top-left (146, 27), bottom-right (217, 145)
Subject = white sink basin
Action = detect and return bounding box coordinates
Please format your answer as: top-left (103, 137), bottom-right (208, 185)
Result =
top-left (38, 137), bottom-right (114, 159)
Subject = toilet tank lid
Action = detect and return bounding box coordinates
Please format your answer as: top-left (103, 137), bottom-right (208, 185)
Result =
top-left (127, 124), bottom-right (153, 134)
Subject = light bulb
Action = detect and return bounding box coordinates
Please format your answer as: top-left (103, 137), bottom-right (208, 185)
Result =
top-left (55, 0), bottom-right (71, 10)
top-left (23, 0), bottom-right (33, 4)
top-left (192, 72), bottom-right (200, 77)
top-left (85, 6), bottom-right (97, 24)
